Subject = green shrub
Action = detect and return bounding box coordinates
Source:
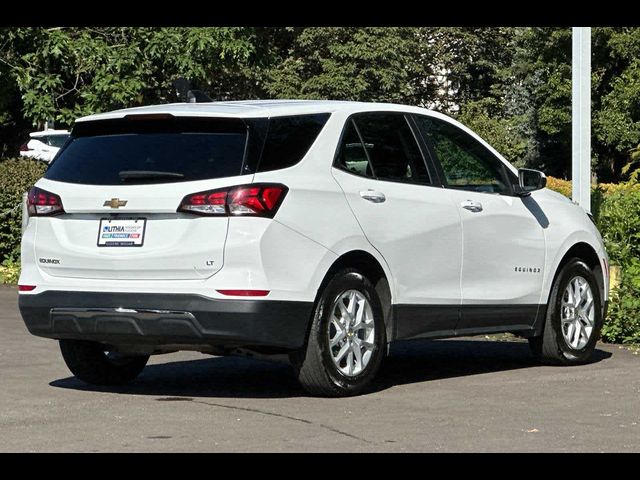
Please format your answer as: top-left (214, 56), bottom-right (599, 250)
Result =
top-left (546, 176), bottom-right (573, 198)
top-left (0, 258), bottom-right (20, 285)
top-left (597, 185), bottom-right (640, 267)
top-left (0, 158), bottom-right (47, 262)
top-left (602, 262), bottom-right (640, 344)
top-left (596, 184), bottom-right (640, 344)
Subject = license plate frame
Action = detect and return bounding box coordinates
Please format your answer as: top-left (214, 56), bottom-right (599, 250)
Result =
top-left (97, 217), bottom-right (147, 247)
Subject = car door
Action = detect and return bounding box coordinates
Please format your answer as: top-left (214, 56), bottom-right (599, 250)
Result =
top-left (413, 115), bottom-right (546, 334)
top-left (331, 112), bottom-right (463, 339)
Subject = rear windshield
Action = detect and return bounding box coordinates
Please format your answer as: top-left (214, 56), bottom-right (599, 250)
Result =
top-left (45, 118), bottom-right (249, 185)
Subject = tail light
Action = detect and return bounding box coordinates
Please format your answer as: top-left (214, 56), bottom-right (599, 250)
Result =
top-left (27, 186), bottom-right (65, 217)
top-left (178, 183), bottom-right (288, 218)
top-left (19, 143), bottom-right (30, 152)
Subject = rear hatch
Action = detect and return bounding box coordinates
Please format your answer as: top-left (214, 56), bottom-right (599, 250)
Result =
top-left (33, 115), bottom-right (258, 281)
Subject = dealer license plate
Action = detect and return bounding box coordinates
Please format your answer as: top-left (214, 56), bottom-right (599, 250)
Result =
top-left (97, 218), bottom-right (147, 247)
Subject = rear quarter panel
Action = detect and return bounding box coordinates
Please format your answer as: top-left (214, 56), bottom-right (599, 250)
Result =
top-left (252, 111), bottom-right (396, 302)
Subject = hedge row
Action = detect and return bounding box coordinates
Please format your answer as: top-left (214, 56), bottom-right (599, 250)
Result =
top-left (545, 176), bottom-right (640, 198)
top-left (0, 158), bottom-right (638, 343)
top-left (0, 158), bottom-right (47, 263)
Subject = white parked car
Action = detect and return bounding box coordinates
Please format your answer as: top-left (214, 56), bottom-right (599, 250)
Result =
top-left (19, 129), bottom-right (70, 163)
top-left (18, 100), bottom-right (609, 397)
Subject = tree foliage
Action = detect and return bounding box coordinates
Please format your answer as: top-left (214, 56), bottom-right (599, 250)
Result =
top-left (264, 27), bottom-right (426, 103)
top-left (1, 27), bottom-right (267, 126)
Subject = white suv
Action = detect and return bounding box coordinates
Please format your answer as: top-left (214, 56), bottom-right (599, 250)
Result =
top-left (18, 100), bottom-right (609, 397)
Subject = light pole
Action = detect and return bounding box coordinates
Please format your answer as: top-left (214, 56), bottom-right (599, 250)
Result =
top-left (572, 27), bottom-right (592, 213)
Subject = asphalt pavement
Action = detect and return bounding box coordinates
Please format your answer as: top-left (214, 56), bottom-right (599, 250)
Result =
top-left (1, 285), bottom-right (638, 452)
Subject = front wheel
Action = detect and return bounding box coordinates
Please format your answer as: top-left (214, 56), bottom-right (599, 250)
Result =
top-left (291, 269), bottom-right (387, 397)
top-left (59, 339), bottom-right (149, 385)
top-left (529, 258), bottom-right (603, 365)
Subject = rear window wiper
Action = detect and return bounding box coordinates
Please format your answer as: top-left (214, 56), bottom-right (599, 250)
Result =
top-left (119, 170), bottom-right (185, 182)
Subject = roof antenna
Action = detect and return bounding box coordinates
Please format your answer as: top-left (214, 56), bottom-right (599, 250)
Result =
top-left (172, 77), bottom-right (212, 103)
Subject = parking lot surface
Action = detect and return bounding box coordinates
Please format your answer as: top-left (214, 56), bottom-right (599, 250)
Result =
top-left (1, 285), bottom-right (638, 452)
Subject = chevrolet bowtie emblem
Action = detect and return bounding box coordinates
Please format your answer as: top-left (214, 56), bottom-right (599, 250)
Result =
top-left (104, 198), bottom-right (127, 209)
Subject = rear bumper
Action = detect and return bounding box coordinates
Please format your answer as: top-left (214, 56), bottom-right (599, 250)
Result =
top-left (19, 290), bottom-right (313, 350)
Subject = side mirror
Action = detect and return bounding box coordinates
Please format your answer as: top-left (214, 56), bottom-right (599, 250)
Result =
top-left (517, 168), bottom-right (547, 196)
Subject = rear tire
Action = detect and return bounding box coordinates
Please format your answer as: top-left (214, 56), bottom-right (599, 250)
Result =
top-left (59, 339), bottom-right (149, 385)
top-left (529, 258), bottom-right (603, 365)
top-left (291, 269), bottom-right (387, 397)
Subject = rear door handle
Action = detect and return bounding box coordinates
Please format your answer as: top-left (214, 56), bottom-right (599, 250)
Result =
top-left (461, 200), bottom-right (483, 212)
top-left (360, 190), bottom-right (386, 203)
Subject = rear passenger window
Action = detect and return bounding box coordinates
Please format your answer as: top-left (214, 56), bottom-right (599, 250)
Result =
top-left (257, 114), bottom-right (330, 172)
top-left (337, 113), bottom-right (430, 184)
top-left (336, 120), bottom-right (374, 178)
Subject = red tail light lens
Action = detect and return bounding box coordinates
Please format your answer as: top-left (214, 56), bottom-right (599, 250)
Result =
top-left (27, 186), bottom-right (65, 217)
top-left (178, 184), bottom-right (288, 218)
top-left (19, 143), bottom-right (30, 152)
top-left (18, 285), bottom-right (36, 292)
top-left (180, 190), bottom-right (228, 215)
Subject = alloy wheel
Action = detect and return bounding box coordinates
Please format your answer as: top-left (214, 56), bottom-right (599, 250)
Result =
top-left (560, 276), bottom-right (595, 350)
top-left (327, 289), bottom-right (376, 376)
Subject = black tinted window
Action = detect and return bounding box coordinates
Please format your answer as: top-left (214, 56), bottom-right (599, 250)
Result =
top-left (45, 118), bottom-right (248, 185)
top-left (353, 113), bottom-right (430, 184)
top-left (415, 116), bottom-right (511, 195)
top-left (257, 114), bottom-right (330, 172)
top-left (335, 120), bottom-right (373, 178)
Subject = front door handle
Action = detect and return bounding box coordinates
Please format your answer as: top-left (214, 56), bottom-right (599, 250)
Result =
top-left (461, 200), bottom-right (483, 212)
top-left (360, 190), bottom-right (386, 203)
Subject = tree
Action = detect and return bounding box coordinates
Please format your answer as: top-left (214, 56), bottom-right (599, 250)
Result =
top-left (0, 28), bottom-right (264, 132)
top-left (0, 28), bottom-right (35, 156)
top-left (495, 27), bottom-right (574, 177)
top-left (263, 27), bottom-right (426, 103)
top-left (421, 27), bottom-right (516, 113)
top-left (501, 27), bottom-right (640, 182)
top-left (592, 27), bottom-right (640, 180)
